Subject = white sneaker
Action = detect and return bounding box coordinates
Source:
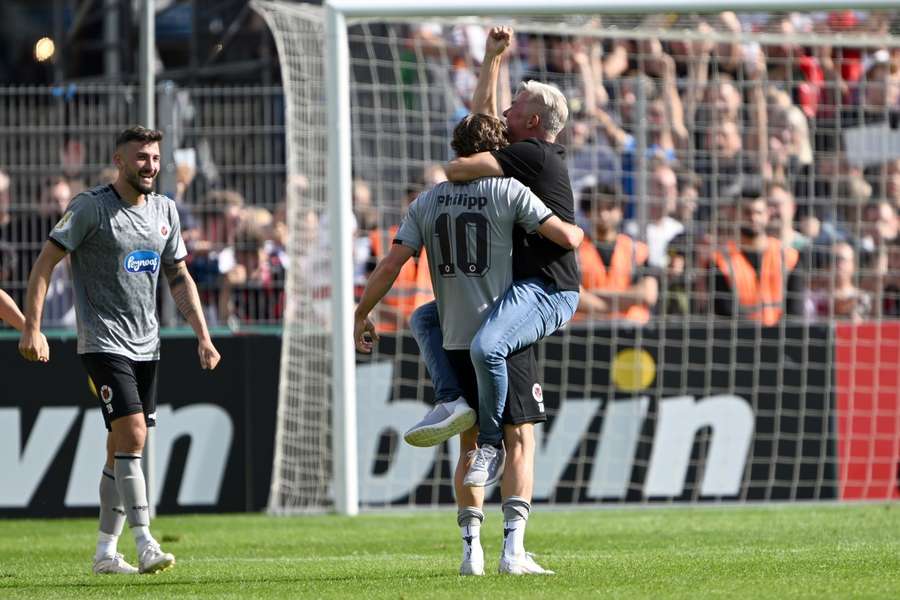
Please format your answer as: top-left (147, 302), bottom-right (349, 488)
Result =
top-left (460, 556), bottom-right (485, 576)
top-left (138, 542), bottom-right (176, 574)
top-left (463, 444), bottom-right (505, 487)
top-left (499, 552), bottom-right (555, 576)
top-left (459, 536), bottom-right (484, 576)
top-left (404, 397), bottom-right (476, 447)
top-left (92, 553), bottom-right (138, 575)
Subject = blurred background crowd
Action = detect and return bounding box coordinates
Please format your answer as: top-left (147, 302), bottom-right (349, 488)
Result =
top-left (1, 6), bottom-right (899, 331)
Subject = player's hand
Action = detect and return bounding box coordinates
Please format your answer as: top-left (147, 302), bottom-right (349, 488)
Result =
top-left (485, 26), bottom-right (513, 58)
top-left (198, 338), bottom-right (221, 370)
top-left (19, 329), bottom-right (49, 363)
top-left (354, 315), bottom-right (378, 353)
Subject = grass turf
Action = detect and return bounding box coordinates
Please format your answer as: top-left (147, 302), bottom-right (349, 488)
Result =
top-left (0, 504), bottom-right (898, 599)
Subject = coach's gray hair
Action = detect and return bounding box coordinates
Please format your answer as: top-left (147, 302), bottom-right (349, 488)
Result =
top-left (517, 80), bottom-right (569, 137)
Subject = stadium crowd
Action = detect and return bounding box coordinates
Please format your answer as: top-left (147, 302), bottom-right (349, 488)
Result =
top-left (363, 10), bottom-right (900, 329)
top-left (1, 10), bottom-right (900, 329)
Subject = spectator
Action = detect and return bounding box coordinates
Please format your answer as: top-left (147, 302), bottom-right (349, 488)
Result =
top-left (36, 177), bottom-right (72, 239)
top-left (625, 160), bottom-right (683, 268)
top-left (764, 14), bottom-right (824, 119)
top-left (767, 182), bottom-right (810, 251)
top-left (352, 178), bottom-right (379, 297)
top-left (662, 172), bottom-right (707, 316)
top-left (575, 183), bottom-right (658, 324)
top-left (190, 189), bottom-right (245, 325)
top-left (367, 183), bottom-right (434, 332)
top-left (809, 241), bottom-right (871, 322)
top-left (712, 188), bottom-right (804, 324)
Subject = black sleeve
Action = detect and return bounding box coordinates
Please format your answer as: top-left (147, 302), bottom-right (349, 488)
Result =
top-left (713, 267), bottom-right (734, 317)
top-left (785, 263), bottom-right (806, 317)
top-left (491, 140), bottom-right (544, 187)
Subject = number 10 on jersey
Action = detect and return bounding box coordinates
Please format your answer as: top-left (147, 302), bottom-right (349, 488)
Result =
top-left (434, 212), bottom-right (490, 278)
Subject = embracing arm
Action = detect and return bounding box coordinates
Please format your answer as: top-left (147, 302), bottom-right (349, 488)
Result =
top-left (164, 260), bottom-right (220, 369)
top-left (536, 216), bottom-right (584, 250)
top-left (445, 151), bottom-right (504, 182)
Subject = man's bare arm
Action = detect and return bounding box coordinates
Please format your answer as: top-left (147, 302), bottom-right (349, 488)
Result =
top-left (0, 288), bottom-right (25, 331)
top-left (536, 216), bottom-right (584, 250)
top-left (354, 244), bottom-right (416, 352)
top-left (19, 241), bottom-right (67, 361)
top-left (164, 260), bottom-right (220, 369)
top-left (471, 26), bottom-right (512, 117)
top-left (445, 152), bottom-right (504, 182)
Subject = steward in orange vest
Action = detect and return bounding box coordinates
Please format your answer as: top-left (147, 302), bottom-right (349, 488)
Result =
top-left (575, 184), bottom-right (658, 324)
top-left (368, 226), bottom-right (434, 331)
top-left (712, 193), bottom-right (802, 325)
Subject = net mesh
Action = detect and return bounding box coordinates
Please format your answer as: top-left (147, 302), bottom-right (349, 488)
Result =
top-left (256, 1), bottom-right (900, 511)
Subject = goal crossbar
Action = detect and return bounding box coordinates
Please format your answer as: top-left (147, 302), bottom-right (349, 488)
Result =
top-left (327, 0), bottom-right (898, 18)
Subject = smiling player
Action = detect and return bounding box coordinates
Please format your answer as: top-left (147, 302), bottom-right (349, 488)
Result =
top-left (19, 126), bottom-right (221, 575)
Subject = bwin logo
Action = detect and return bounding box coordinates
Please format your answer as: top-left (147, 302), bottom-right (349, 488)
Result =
top-left (124, 251), bottom-right (160, 273)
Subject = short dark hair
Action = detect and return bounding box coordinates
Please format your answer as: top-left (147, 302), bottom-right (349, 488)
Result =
top-left (115, 126), bottom-right (163, 148)
top-left (579, 182), bottom-right (622, 214)
top-left (450, 114), bottom-right (509, 158)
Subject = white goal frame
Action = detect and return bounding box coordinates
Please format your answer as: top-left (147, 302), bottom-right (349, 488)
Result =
top-left (322, 0), bottom-right (896, 516)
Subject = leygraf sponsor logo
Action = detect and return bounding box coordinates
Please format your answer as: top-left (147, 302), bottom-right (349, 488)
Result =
top-left (123, 250), bottom-right (160, 274)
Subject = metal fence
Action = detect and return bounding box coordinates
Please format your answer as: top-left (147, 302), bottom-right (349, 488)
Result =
top-left (0, 83), bottom-right (286, 329)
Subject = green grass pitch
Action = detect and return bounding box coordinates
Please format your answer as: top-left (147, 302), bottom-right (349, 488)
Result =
top-left (1, 504), bottom-right (898, 599)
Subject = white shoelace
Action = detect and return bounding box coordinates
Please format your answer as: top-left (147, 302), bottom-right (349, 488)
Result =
top-left (470, 447), bottom-right (496, 471)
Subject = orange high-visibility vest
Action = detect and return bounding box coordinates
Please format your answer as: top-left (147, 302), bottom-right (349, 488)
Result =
top-left (578, 233), bottom-right (651, 324)
top-left (369, 227), bottom-right (434, 330)
top-left (713, 238), bottom-right (799, 326)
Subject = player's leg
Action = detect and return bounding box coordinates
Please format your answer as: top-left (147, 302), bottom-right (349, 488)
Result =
top-left (93, 429), bottom-right (135, 574)
top-left (128, 358), bottom-right (175, 574)
top-left (404, 301), bottom-right (475, 447)
top-left (497, 348), bottom-right (553, 575)
top-left (82, 356), bottom-right (140, 575)
top-left (455, 426), bottom-right (485, 576)
top-left (439, 350), bottom-right (485, 575)
top-left (468, 278), bottom-right (578, 451)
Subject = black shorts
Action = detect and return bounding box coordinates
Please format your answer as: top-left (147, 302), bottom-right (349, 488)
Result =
top-left (446, 345), bottom-right (547, 426)
top-left (81, 353), bottom-right (159, 432)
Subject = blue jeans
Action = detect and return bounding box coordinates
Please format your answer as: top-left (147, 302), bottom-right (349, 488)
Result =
top-left (409, 278), bottom-right (579, 446)
top-left (409, 301), bottom-right (465, 404)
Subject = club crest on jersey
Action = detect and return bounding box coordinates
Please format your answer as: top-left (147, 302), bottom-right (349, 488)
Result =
top-left (160, 224), bottom-right (169, 237)
top-left (532, 383), bottom-right (543, 402)
top-left (124, 250), bottom-right (160, 273)
top-left (100, 385), bottom-right (113, 403)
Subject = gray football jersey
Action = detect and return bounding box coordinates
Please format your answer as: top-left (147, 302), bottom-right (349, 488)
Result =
top-left (49, 184), bottom-right (188, 360)
top-left (395, 177), bottom-right (551, 349)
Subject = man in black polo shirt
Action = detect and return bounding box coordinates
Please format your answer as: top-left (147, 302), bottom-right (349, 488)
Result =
top-left (404, 27), bottom-right (579, 576)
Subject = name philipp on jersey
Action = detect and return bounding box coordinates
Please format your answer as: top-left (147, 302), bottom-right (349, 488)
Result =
top-left (124, 250), bottom-right (161, 274)
top-left (436, 192), bottom-right (488, 211)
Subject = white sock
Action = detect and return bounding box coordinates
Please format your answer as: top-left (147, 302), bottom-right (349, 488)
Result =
top-left (131, 525), bottom-right (155, 552)
top-left (95, 531), bottom-right (118, 560)
top-left (460, 522), bottom-right (483, 563)
top-left (502, 518), bottom-right (526, 559)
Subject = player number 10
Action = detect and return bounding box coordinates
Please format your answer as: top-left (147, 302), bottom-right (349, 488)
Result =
top-left (434, 212), bottom-right (490, 277)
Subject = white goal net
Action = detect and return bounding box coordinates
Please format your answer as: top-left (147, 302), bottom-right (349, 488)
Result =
top-left (257, 1), bottom-right (900, 513)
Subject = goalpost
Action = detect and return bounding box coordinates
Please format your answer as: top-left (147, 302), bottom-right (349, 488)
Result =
top-left (256, 0), bottom-right (900, 516)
